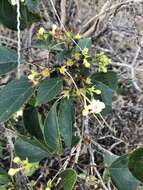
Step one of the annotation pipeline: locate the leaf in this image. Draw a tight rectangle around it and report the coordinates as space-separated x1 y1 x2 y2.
14 138 48 162
109 155 139 190
128 148 143 182
91 71 118 91
25 0 38 12
94 81 113 114
91 72 118 113
59 98 75 148
95 81 112 105
104 152 119 167
0 0 40 30
0 77 34 123
0 46 24 76
56 49 71 62
32 40 50 50
76 38 92 51
44 104 62 153
36 78 63 105
59 169 77 190
0 168 10 185
23 107 44 141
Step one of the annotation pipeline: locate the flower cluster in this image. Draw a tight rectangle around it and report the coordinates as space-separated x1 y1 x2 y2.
82 48 90 68
8 157 38 177
28 68 50 85
82 99 105 116
96 52 111 73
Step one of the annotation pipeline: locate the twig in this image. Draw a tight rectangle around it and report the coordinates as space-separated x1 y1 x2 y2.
16 0 21 79
60 0 67 29
82 0 143 30
111 62 142 92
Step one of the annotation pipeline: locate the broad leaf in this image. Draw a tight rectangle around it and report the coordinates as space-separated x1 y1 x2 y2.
128 148 143 182
23 107 43 141
0 77 34 123
109 155 139 190
95 81 112 105
94 81 113 114
91 71 118 113
15 138 48 162
59 169 77 190
56 49 71 62
0 0 40 30
44 104 62 153
0 168 10 185
104 152 119 167
0 46 24 76
76 38 92 51
25 0 38 12
59 98 75 148
36 78 63 105
92 71 118 91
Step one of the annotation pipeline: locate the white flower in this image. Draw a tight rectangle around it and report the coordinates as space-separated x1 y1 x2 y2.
82 106 89 116
82 99 105 116
87 99 105 114
11 0 16 5
11 0 25 6
38 27 45 36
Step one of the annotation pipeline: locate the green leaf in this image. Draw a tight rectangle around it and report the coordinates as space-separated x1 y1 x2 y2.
56 49 71 62
23 107 44 141
44 104 62 153
128 148 143 182
0 168 10 185
59 169 77 190
0 46 24 76
36 78 63 105
25 0 38 12
104 152 119 167
0 77 34 123
91 71 118 91
95 81 112 105
109 155 139 190
14 138 48 162
94 81 113 114
59 98 75 148
0 0 40 30
91 72 118 113
76 38 92 51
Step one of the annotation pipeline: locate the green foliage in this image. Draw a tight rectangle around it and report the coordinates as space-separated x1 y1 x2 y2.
0 168 10 185
0 46 24 75
0 0 40 30
105 153 139 190
36 78 63 105
59 169 77 190
94 81 113 113
0 5 140 189
23 107 44 140
128 148 143 182
25 0 38 12
92 71 118 91
0 77 34 123
92 71 118 114
44 104 62 154
76 38 92 51
59 98 75 148
14 138 48 162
